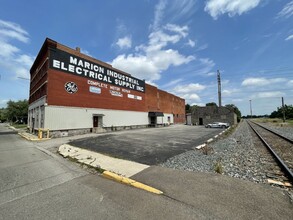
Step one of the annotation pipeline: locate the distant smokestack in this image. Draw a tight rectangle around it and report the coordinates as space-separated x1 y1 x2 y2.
76 47 80 52
217 70 222 107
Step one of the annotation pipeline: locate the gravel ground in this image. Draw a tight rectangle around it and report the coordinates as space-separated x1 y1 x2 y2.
258 122 293 141
161 121 273 184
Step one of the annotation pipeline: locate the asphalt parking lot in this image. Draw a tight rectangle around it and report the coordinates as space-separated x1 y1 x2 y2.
69 125 222 165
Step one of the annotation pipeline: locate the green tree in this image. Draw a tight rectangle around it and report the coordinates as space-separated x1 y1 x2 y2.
5 99 28 123
206 102 217 107
270 104 293 119
185 104 191 113
225 104 242 122
0 108 7 122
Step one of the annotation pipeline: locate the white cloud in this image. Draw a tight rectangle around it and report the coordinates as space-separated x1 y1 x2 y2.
164 24 188 37
112 54 160 80
192 58 215 75
182 93 201 101
232 98 243 102
285 34 293 41
0 99 8 104
195 43 208 51
116 36 132 49
277 1 293 19
14 54 34 68
111 23 195 82
161 78 183 88
253 91 285 98
0 19 33 80
241 77 286 87
169 83 206 104
204 0 262 19
153 0 167 30
152 0 197 29
0 99 9 108
223 89 238 96
187 39 196 47
287 80 293 86
111 1 209 83
0 42 20 58
80 48 91 56
145 80 158 87
174 83 205 93
0 19 29 43
206 72 216 76
165 0 197 22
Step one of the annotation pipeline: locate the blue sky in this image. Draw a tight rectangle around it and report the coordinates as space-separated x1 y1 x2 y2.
0 0 293 116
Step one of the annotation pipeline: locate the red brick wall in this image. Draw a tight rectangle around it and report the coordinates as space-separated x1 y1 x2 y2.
47 69 146 111
145 84 158 112
145 84 185 123
30 38 185 123
29 51 49 104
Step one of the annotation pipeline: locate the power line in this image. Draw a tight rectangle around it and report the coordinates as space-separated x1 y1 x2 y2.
220 66 293 77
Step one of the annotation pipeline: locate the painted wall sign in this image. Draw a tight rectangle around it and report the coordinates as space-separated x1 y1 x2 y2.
128 94 142 100
87 80 108 88
49 48 145 93
89 86 101 94
65 82 78 94
110 90 123 97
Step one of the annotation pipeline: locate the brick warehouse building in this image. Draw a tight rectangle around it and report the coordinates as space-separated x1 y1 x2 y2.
28 38 185 137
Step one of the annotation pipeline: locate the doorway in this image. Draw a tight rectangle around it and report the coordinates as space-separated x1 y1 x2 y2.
93 116 99 128
199 118 203 125
150 116 156 126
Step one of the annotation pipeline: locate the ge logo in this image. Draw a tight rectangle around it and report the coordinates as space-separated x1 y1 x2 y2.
64 82 78 94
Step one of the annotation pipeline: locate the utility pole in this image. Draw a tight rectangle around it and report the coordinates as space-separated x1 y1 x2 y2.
217 70 222 107
249 100 252 118
282 97 286 122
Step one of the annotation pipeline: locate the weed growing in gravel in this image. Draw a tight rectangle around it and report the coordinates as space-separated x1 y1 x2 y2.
223 124 238 138
201 145 214 155
214 159 223 174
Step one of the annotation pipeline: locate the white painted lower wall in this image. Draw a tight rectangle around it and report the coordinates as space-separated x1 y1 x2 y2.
28 100 176 131
44 105 150 130
28 96 47 130
156 113 174 124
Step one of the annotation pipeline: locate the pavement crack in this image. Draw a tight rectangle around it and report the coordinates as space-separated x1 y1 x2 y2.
162 194 198 210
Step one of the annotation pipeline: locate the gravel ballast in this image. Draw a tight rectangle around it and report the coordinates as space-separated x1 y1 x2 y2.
258 122 293 141
161 121 278 184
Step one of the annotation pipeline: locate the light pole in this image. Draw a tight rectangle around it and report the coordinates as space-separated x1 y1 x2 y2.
282 97 286 123
249 100 252 118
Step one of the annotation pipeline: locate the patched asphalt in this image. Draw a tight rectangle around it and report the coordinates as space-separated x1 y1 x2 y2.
69 125 222 165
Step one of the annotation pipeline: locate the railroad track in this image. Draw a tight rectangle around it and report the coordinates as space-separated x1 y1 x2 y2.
247 120 293 187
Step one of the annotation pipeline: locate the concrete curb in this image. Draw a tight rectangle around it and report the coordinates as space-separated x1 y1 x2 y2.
18 132 50 141
58 144 163 195
195 127 231 150
102 171 163 195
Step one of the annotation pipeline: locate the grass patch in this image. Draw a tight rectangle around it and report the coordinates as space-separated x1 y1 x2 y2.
254 118 293 127
66 155 105 173
201 145 214 155
214 159 223 174
222 124 238 138
12 123 27 128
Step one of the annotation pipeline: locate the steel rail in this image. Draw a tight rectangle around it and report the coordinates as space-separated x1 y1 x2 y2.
247 120 293 182
249 120 293 144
